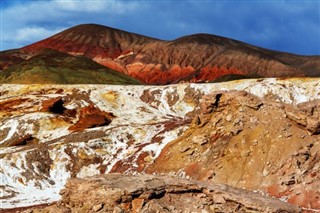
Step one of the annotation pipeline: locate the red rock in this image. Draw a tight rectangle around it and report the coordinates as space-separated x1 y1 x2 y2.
288 190 320 210
131 198 145 213
68 104 114 132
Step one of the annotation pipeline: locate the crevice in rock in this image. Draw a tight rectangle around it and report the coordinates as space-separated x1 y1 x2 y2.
11 135 38 146
49 99 66 114
212 93 222 108
148 190 166 199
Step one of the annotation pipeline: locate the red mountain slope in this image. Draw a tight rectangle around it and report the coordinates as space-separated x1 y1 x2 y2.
2 24 320 84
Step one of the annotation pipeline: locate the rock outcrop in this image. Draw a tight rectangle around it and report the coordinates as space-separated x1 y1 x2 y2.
28 174 301 213
0 78 319 211
148 90 320 210
1 24 320 84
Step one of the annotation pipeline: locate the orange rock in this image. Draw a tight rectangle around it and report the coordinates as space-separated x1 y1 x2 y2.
41 97 66 114
68 104 114 132
131 198 145 213
288 190 320 210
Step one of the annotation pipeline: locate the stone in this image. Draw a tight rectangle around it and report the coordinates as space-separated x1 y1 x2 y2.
180 146 190 153
132 198 145 213
307 117 320 134
212 194 226 204
226 114 233 122
92 203 104 212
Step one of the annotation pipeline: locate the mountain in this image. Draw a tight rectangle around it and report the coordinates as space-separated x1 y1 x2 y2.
1 24 319 84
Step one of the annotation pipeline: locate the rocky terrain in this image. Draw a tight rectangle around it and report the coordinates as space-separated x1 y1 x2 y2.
1 24 320 84
0 78 319 212
148 90 320 210
28 174 300 213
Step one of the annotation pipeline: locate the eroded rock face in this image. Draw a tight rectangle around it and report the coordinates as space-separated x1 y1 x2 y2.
29 174 301 213
0 84 198 209
0 78 319 210
0 91 114 147
148 90 320 210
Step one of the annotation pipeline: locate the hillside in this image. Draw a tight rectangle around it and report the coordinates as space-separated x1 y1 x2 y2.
0 49 140 84
148 90 320 209
1 24 319 84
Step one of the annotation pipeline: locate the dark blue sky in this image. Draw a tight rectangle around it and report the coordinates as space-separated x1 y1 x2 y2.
1 0 320 55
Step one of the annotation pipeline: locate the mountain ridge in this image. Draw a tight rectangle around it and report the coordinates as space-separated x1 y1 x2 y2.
1 23 319 84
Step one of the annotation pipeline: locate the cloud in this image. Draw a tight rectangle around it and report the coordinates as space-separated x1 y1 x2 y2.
14 26 66 42
53 0 108 12
1 0 319 54
1 26 65 50
0 0 140 50
52 0 138 13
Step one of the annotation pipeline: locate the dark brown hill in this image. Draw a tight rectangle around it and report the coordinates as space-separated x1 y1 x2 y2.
0 48 141 84
1 24 319 84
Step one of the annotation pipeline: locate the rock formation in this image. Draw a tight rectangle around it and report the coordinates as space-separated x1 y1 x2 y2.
28 174 301 213
148 90 320 210
0 78 319 212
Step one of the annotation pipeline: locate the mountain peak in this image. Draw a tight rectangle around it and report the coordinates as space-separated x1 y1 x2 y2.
21 23 158 57
54 23 157 40
171 33 244 46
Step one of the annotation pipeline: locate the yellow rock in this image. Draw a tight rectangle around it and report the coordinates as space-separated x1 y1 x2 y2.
102 91 118 105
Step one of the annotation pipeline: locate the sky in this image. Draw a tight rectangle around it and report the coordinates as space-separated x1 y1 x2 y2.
1 0 319 55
